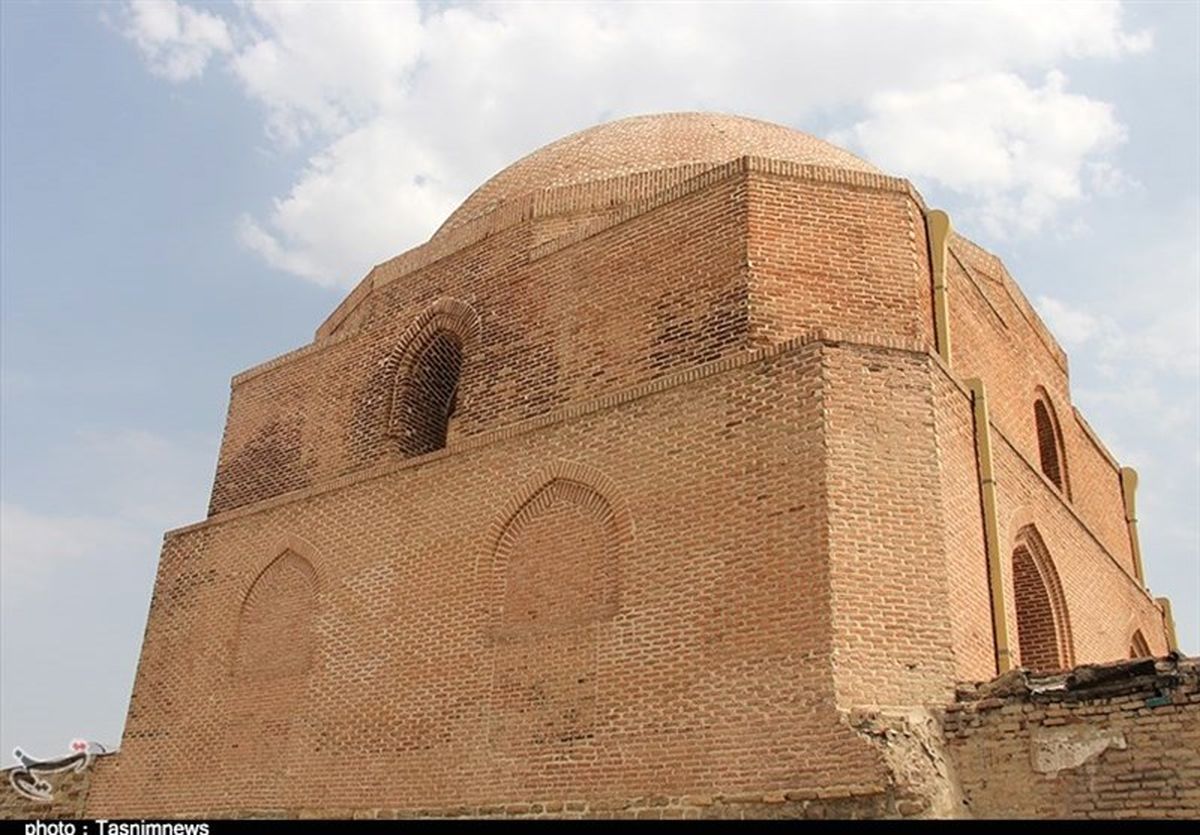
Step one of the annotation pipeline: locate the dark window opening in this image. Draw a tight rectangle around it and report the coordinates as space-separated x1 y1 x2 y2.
1034 399 1065 493
393 330 464 457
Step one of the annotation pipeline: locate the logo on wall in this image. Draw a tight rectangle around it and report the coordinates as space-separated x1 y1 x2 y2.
8 740 103 803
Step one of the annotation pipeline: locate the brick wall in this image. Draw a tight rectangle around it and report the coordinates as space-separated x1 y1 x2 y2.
946 236 1135 577
746 172 933 350
932 370 995 681
942 656 1200 818
211 161 937 519
209 170 756 516
926 357 1164 683
88 341 899 818
988 411 1167 666
824 342 958 708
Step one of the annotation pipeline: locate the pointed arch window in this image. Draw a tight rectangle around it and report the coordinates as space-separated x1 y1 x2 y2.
1034 389 1069 499
1129 629 1152 659
384 299 481 459
1011 525 1074 672
391 329 464 457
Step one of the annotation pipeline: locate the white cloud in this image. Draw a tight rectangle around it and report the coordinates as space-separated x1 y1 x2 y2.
117 0 1153 287
122 0 232 82
833 71 1128 238
1036 295 1109 348
230 1 425 145
237 120 461 286
0 502 138 591
1037 200 1200 381
1037 291 1200 380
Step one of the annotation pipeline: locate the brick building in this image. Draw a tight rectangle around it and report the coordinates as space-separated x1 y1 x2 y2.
82 113 1181 818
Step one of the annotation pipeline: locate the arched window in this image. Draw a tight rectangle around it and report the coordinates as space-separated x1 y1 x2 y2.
1129 629 1152 659
391 329 464 457
1012 526 1073 672
1033 390 1069 498
379 298 481 460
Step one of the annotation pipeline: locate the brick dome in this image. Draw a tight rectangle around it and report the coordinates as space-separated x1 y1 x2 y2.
435 112 880 237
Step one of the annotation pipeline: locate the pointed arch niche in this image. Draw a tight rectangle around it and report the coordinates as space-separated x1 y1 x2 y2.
234 548 318 681
1011 525 1074 672
225 537 321 790
1129 629 1152 659
483 463 631 755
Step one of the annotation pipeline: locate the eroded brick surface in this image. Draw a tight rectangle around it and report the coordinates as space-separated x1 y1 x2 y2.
943 658 1200 819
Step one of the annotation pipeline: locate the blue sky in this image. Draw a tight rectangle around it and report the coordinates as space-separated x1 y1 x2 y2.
1 1 1197 758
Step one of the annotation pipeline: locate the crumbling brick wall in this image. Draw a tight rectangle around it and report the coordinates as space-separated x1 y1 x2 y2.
941 657 1199 818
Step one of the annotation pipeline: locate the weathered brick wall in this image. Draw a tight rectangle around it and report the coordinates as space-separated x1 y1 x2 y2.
928 360 1165 683
946 236 1135 577
211 159 939 520
824 341 958 708
931 370 994 682
942 657 1200 818
988 415 1167 666
209 170 756 515
82 114 1174 819
745 170 933 350
89 341 898 818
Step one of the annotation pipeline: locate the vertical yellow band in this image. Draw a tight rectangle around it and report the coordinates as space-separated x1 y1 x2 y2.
967 377 1012 674
1157 597 1179 653
927 210 953 367
1119 466 1146 585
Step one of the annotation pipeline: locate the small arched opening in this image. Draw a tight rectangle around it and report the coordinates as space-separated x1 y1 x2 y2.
1129 629 1152 659
1033 391 1069 498
1012 526 1074 672
391 329 464 457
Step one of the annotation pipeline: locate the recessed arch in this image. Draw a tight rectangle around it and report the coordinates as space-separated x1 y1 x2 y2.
223 536 321 797
1129 629 1152 659
1011 524 1074 672
232 538 320 681
484 460 635 567
482 462 631 754
390 328 464 456
384 298 482 458
1033 387 1070 499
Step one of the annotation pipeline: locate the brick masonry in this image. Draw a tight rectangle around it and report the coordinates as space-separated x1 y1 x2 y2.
942 656 1200 819
15 112 1176 819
